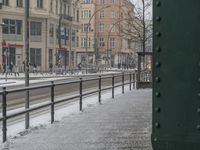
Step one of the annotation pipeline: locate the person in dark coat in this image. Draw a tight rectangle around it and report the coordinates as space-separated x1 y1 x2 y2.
9 63 13 75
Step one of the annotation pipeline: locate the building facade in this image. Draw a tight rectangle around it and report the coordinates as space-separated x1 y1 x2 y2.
77 0 135 68
0 0 80 72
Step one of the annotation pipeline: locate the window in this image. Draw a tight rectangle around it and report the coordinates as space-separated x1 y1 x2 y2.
81 37 90 47
99 0 104 5
99 23 104 32
49 24 54 38
16 0 23 7
110 38 115 48
110 11 115 18
99 38 104 47
10 20 16 34
30 21 42 36
2 19 22 35
81 37 86 47
99 10 104 19
3 0 9 6
30 48 41 66
72 30 76 47
37 0 43 8
83 0 93 4
82 24 91 32
82 10 91 19
110 0 115 4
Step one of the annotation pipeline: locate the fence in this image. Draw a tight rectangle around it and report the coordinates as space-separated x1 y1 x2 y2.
0 72 136 143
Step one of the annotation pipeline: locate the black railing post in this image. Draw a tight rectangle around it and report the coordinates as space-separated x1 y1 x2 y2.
129 73 132 91
122 73 124 94
98 76 101 103
80 78 83 111
51 81 55 124
2 87 7 143
135 72 138 89
112 75 114 98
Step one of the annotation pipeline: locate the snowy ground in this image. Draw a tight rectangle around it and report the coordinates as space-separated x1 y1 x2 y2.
0 85 133 148
0 70 136 148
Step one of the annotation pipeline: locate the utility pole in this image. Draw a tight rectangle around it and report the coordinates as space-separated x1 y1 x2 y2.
24 0 30 129
58 0 62 68
69 26 72 70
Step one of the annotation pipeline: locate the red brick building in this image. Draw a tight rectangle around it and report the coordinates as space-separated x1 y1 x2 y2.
77 0 135 68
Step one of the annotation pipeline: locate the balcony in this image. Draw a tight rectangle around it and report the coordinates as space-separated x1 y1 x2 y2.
62 14 73 22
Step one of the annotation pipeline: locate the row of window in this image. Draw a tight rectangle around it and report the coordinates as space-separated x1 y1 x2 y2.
81 9 115 19
2 0 43 8
2 19 76 45
99 0 115 5
83 0 116 4
2 0 75 20
80 23 115 32
80 37 115 48
2 19 42 36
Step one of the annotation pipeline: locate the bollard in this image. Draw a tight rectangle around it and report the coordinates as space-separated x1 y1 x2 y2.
98 76 101 103
112 75 115 98
80 78 83 111
122 73 124 94
2 87 7 143
51 81 55 124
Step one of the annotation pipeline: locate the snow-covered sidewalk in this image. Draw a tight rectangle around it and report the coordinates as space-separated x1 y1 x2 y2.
1 89 152 150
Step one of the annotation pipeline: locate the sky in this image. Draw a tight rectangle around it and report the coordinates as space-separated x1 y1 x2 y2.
130 0 152 20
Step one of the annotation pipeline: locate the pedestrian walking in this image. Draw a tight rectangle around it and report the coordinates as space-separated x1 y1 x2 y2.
9 63 13 75
14 64 20 76
78 63 82 70
49 63 53 74
33 64 37 74
2 64 6 75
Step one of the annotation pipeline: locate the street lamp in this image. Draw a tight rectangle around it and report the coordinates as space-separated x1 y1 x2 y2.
85 5 111 73
106 18 131 68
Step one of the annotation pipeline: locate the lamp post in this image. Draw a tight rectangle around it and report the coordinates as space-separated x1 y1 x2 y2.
24 0 30 129
106 17 132 68
85 5 111 73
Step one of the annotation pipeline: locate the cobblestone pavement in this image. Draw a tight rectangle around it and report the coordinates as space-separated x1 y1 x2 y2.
9 89 152 150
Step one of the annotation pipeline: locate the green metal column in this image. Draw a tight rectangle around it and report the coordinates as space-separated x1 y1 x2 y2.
152 0 200 149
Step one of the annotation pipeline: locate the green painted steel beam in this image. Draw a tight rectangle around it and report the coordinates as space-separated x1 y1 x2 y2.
152 0 200 149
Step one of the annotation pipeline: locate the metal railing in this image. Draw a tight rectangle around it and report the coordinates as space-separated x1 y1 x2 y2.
0 72 137 143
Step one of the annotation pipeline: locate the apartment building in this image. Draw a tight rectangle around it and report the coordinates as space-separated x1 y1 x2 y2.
0 0 80 71
77 0 135 67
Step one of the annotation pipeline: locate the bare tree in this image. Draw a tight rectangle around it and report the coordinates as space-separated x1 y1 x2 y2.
120 0 152 55
116 0 152 81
